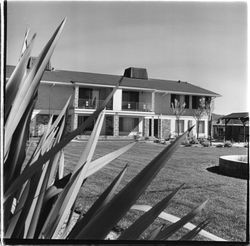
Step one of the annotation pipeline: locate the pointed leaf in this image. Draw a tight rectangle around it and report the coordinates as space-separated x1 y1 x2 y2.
131 204 226 241
5 18 66 155
4 77 123 200
84 142 135 179
118 184 184 240
39 111 105 239
5 33 36 119
179 218 210 241
68 164 128 239
4 96 36 187
148 224 166 240
155 200 208 240
75 127 194 239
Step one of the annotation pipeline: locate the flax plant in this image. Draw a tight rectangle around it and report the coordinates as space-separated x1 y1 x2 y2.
4 18 221 242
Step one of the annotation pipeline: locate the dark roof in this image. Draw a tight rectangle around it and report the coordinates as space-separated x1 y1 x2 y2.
6 65 220 96
221 112 249 121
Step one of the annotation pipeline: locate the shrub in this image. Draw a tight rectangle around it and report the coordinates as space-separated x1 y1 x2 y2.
4 20 210 241
224 141 232 148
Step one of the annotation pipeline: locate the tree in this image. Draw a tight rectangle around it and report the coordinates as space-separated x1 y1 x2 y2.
192 97 206 139
204 97 214 146
171 99 186 136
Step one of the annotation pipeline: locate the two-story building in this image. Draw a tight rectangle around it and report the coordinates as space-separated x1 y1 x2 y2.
6 63 220 139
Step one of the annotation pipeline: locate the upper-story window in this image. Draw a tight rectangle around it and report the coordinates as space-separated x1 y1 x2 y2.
192 96 200 109
170 94 180 105
184 95 190 108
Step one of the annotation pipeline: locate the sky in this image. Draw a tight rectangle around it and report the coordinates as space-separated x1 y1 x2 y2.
6 1 248 115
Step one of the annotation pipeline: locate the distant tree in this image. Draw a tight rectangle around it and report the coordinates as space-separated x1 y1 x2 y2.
171 99 186 136
204 97 214 146
192 97 206 139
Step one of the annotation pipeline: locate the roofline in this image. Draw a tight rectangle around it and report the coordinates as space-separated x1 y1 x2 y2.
5 71 221 97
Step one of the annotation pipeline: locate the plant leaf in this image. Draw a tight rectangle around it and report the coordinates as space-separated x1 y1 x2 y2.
5 33 36 120
39 111 105 239
155 200 208 240
68 164 128 239
118 184 184 240
179 218 210 241
75 127 194 239
131 204 226 241
148 224 166 240
5 18 66 156
4 77 123 200
84 142 135 179
4 96 36 187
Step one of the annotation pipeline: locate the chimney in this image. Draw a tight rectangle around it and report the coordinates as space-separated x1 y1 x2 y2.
123 67 148 80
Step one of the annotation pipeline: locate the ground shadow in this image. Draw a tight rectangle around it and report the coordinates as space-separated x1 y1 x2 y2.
206 166 249 180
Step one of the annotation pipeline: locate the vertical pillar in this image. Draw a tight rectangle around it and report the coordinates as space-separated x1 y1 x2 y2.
72 113 78 130
158 116 162 139
113 113 119 137
74 85 79 108
143 118 149 137
151 91 155 112
151 116 154 137
189 95 192 109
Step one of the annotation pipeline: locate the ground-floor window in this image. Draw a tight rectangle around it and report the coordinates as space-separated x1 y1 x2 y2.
175 119 184 134
77 115 113 136
198 120 205 133
119 117 139 136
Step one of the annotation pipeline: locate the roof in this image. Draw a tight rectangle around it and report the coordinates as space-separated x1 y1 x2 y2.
6 65 220 96
221 112 249 122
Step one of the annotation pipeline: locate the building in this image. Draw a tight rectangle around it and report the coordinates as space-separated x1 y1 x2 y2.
213 112 249 142
6 63 220 139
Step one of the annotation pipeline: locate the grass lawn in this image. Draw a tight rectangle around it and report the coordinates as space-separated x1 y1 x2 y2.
63 140 248 241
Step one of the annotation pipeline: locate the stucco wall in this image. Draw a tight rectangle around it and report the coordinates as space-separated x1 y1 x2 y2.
36 84 73 110
155 93 171 114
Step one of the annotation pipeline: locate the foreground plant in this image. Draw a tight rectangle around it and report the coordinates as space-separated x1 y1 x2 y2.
4 18 223 241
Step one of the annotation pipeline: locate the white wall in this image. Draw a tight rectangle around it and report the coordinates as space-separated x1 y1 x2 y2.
155 93 171 114
36 84 73 110
113 89 122 111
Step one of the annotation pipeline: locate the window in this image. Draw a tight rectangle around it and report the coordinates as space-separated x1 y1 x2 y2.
184 95 190 108
188 120 193 129
198 121 205 134
79 88 93 99
78 116 95 133
175 120 184 134
171 94 180 106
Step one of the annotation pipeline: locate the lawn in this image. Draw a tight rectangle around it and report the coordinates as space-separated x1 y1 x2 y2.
63 140 248 241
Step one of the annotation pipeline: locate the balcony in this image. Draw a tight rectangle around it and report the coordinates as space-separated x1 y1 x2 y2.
77 98 112 110
122 101 152 112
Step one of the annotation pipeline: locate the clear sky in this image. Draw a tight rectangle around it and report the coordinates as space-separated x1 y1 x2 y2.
6 1 248 115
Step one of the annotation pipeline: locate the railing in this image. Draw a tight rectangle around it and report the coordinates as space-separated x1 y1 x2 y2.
77 98 112 110
122 101 152 112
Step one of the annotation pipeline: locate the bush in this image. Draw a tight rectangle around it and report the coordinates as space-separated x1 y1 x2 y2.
201 141 210 147
224 141 232 148
189 137 199 145
216 143 224 148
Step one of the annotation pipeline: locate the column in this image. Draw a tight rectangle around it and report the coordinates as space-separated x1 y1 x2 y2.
72 113 78 130
151 116 154 137
74 85 79 108
151 91 155 112
113 113 119 137
143 118 149 137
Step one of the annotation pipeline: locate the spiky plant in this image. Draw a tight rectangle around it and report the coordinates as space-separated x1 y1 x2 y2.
4 18 225 242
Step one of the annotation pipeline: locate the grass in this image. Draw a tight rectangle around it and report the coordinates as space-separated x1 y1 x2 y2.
29 139 248 241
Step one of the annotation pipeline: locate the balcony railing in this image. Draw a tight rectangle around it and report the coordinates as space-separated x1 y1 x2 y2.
77 98 112 110
122 101 152 112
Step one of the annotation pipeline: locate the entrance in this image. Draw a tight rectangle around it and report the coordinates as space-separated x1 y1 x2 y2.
149 119 159 137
